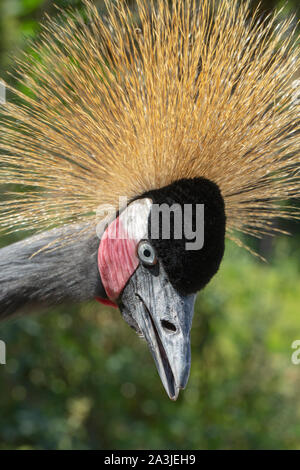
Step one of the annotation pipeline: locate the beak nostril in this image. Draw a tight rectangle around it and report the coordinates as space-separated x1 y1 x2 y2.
161 319 177 333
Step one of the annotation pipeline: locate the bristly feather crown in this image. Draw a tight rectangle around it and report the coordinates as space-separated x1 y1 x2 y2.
0 0 299 247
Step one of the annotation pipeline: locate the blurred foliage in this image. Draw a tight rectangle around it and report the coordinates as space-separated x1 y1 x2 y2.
0 0 300 450
0 241 300 449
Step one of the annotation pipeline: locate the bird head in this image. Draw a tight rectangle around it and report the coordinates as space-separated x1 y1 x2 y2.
0 0 299 402
97 177 226 399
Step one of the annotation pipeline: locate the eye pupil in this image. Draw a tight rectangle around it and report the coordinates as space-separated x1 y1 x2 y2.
137 241 157 266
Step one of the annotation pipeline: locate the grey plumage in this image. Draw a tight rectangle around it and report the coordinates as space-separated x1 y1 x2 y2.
0 225 103 320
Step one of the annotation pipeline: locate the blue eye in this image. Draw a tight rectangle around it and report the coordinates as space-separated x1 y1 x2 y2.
137 241 157 266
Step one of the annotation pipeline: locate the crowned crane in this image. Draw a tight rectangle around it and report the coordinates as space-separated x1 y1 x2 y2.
0 0 299 400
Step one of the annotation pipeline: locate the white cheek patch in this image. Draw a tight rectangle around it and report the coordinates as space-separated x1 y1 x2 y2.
119 198 152 241
98 198 153 301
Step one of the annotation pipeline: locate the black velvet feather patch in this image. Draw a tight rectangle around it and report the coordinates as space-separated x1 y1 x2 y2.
141 178 226 295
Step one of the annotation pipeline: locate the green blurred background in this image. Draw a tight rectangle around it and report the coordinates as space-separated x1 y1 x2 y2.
0 0 300 450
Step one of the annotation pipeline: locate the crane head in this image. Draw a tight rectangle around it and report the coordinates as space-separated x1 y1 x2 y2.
98 178 226 400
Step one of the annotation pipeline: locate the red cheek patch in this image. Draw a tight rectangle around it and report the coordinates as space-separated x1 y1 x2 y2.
98 216 140 301
95 297 118 309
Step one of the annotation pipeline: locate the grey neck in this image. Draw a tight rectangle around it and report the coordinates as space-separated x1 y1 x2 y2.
0 224 106 320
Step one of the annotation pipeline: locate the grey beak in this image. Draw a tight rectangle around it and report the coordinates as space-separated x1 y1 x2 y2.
119 263 196 400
